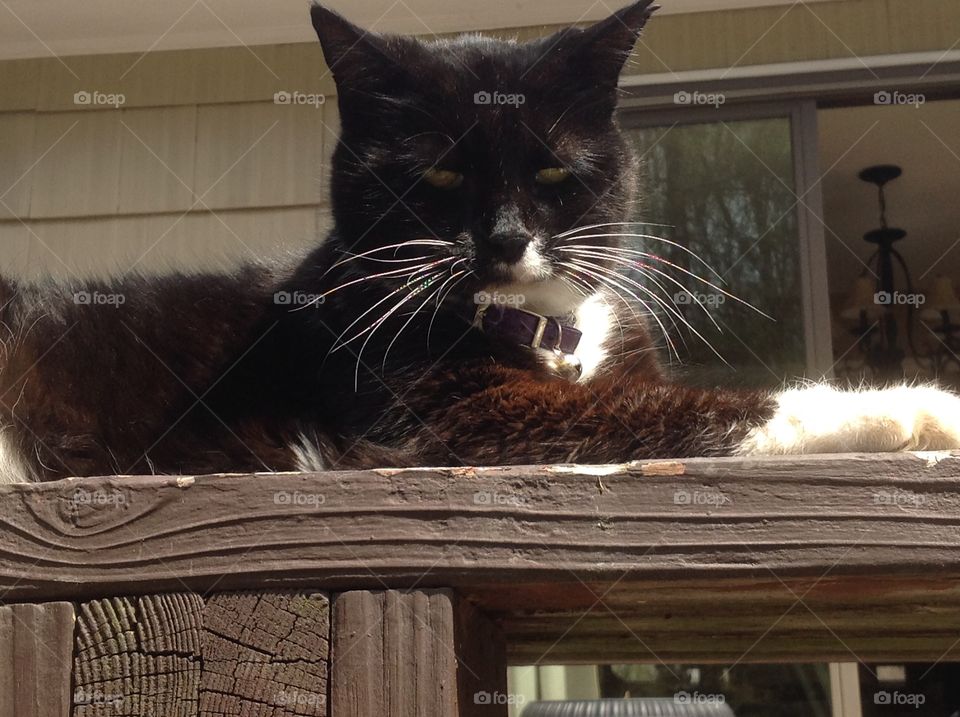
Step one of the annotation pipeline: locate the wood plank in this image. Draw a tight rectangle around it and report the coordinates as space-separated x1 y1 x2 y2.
194 101 326 211
28 111 122 219
73 593 202 716
32 45 335 112
0 602 74 717
330 590 507 716
0 112 37 220
1 453 960 662
118 106 198 215
18 207 319 281
0 220 35 277
199 590 329 717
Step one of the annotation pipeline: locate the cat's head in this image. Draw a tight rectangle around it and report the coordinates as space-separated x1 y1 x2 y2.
310 2 655 314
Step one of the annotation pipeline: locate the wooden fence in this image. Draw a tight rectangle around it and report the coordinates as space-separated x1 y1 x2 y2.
1 452 959 715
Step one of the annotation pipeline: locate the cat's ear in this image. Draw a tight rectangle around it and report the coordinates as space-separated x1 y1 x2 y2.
309 4 395 88
554 0 658 89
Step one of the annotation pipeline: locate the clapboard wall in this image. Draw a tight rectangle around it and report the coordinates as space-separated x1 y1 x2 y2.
0 0 957 279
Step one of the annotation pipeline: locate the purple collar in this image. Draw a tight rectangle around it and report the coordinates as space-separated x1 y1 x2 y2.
472 303 582 354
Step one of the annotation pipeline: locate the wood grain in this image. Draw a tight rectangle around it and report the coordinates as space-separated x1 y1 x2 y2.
73 594 202 716
330 590 506 716
1 452 960 662
199 591 329 717
0 602 74 717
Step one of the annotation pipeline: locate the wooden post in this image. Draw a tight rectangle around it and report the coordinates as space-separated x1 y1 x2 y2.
330 590 508 717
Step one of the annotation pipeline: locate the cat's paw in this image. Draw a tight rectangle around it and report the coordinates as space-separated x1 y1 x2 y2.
735 384 960 455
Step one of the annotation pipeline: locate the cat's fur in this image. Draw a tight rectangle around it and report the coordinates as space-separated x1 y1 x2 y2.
0 1 958 483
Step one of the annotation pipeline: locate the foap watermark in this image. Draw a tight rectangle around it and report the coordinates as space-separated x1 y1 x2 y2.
74 290 125 308
473 90 526 108
474 691 526 707
874 90 926 109
874 489 926 508
72 487 126 507
675 691 726 706
874 690 926 709
275 689 324 708
674 489 732 507
673 90 725 108
274 490 326 507
874 290 925 307
474 490 526 507
73 90 125 108
274 290 323 308
474 290 526 308
273 90 326 108
74 688 124 707
674 290 725 308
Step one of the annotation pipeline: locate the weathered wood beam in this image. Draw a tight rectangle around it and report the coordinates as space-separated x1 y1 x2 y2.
1 452 959 663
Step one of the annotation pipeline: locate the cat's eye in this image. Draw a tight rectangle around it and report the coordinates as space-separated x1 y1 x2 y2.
535 167 571 185
423 168 464 189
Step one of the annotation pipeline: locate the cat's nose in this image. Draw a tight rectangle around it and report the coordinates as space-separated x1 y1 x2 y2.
486 231 532 263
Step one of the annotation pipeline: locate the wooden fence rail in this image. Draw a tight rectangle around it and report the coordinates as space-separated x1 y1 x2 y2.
1 452 959 715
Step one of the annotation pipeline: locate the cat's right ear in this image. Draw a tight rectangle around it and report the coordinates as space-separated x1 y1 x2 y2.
309 4 389 88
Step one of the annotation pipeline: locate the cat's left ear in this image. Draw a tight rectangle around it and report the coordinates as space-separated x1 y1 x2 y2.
557 0 658 88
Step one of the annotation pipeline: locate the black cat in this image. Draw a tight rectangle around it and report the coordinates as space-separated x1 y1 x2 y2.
0 1 957 482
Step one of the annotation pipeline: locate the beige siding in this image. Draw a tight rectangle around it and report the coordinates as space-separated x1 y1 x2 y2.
15 207 324 281
194 101 327 210
29 110 122 219
118 106 198 215
0 112 36 220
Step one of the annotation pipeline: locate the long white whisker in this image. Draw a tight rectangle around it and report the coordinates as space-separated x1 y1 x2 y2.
554 221 674 239
556 233 724 282
558 244 769 318
564 259 679 361
352 275 446 388
555 269 632 353
567 258 725 364
382 272 462 371
297 257 454 311
565 257 695 356
330 239 453 269
426 269 469 347
334 272 445 353
558 247 722 332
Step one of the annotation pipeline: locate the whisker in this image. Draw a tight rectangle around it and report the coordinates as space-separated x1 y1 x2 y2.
565 258 690 354
558 247 722 333
382 271 464 371
351 273 448 388
567 257 725 364
558 244 769 318
563 258 680 361
553 221 674 239
427 269 470 347
333 271 446 353
556 233 725 282
328 239 453 270
297 257 455 311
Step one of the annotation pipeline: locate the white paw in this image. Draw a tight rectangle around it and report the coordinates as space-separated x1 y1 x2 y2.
736 384 960 455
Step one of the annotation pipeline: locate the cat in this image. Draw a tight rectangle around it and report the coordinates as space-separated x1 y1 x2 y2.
0 0 958 483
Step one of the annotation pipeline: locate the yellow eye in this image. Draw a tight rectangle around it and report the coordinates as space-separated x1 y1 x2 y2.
423 168 464 189
535 167 571 185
